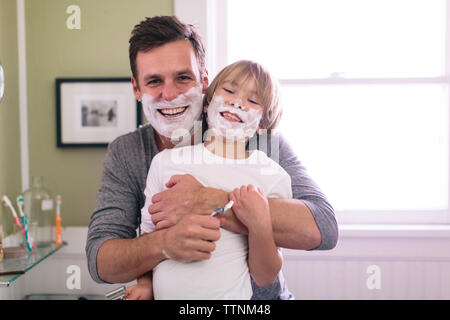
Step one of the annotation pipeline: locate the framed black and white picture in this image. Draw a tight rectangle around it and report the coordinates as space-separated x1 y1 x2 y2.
56 78 141 147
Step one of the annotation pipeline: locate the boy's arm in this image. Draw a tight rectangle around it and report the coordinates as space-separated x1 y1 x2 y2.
247 220 282 287
228 185 282 286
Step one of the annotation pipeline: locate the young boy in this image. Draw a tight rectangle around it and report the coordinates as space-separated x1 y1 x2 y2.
126 60 291 299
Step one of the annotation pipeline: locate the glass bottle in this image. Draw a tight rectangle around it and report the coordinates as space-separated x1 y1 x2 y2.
22 176 54 247
0 216 3 261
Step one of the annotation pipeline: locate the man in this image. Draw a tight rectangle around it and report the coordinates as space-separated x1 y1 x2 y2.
86 16 338 299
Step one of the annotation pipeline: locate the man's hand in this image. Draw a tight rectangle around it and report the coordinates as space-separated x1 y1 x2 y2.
149 174 227 230
125 282 153 300
125 272 153 300
162 214 222 262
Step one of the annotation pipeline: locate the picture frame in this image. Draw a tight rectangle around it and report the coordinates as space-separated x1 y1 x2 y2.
56 78 141 147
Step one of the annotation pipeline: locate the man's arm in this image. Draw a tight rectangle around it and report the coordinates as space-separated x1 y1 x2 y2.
224 132 337 250
95 214 221 284
201 192 322 250
86 134 147 284
86 132 221 284
97 233 166 284
268 198 321 249
149 134 338 251
90 206 222 284
275 133 338 250
150 178 323 250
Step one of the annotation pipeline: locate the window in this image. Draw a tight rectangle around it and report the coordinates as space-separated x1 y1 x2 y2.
175 0 450 224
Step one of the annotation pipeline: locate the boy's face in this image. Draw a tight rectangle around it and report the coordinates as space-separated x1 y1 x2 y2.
215 77 263 119
205 75 264 140
131 39 208 138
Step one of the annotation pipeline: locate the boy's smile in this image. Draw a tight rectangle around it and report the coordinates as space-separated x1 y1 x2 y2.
220 111 243 123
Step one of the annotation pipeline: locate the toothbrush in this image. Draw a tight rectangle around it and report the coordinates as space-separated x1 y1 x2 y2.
55 195 63 246
16 195 36 251
211 200 234 216
1 195 25 235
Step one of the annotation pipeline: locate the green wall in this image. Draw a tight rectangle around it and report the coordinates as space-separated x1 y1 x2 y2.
25 0 173 226
0 0 22 237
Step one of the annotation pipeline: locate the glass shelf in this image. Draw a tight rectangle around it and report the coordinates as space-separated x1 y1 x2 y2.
0 242 67 287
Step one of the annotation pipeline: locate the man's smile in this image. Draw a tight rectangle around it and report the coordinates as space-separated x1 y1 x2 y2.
158 106 188 118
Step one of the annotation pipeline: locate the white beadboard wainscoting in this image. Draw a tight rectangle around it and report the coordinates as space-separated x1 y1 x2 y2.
281 224 450 299
2 225 450 299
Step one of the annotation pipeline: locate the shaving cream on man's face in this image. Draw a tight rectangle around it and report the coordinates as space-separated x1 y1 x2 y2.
141 85 203 139
206 94 262 140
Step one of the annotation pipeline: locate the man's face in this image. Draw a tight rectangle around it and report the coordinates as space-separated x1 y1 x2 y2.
131 39 207 140
132 38 207 107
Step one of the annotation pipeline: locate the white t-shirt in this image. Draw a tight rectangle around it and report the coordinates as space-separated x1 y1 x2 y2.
140 143 292 300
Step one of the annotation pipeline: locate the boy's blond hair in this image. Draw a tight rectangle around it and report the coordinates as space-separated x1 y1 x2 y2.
203 60 282 132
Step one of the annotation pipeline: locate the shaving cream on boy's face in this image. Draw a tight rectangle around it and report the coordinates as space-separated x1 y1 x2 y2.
142 85 203 139
206 94 263 140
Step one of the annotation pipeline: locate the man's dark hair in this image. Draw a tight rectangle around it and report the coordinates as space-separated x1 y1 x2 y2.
129 16 206 84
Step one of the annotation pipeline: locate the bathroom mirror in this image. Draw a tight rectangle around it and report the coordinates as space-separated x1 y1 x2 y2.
0 61 4 103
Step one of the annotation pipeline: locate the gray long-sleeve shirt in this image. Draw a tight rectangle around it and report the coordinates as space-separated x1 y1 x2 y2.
86 124 338 299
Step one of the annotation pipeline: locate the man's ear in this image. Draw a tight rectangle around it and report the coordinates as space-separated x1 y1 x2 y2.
131 76 142 101
201 69 209 94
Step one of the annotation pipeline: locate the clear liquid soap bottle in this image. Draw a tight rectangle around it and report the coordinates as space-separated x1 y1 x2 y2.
22 176 54 247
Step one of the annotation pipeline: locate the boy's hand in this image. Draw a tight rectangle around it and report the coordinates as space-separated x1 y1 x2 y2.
124 283 153 300
229 185 271 232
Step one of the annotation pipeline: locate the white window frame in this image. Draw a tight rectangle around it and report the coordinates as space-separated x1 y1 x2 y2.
175 0 450 225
